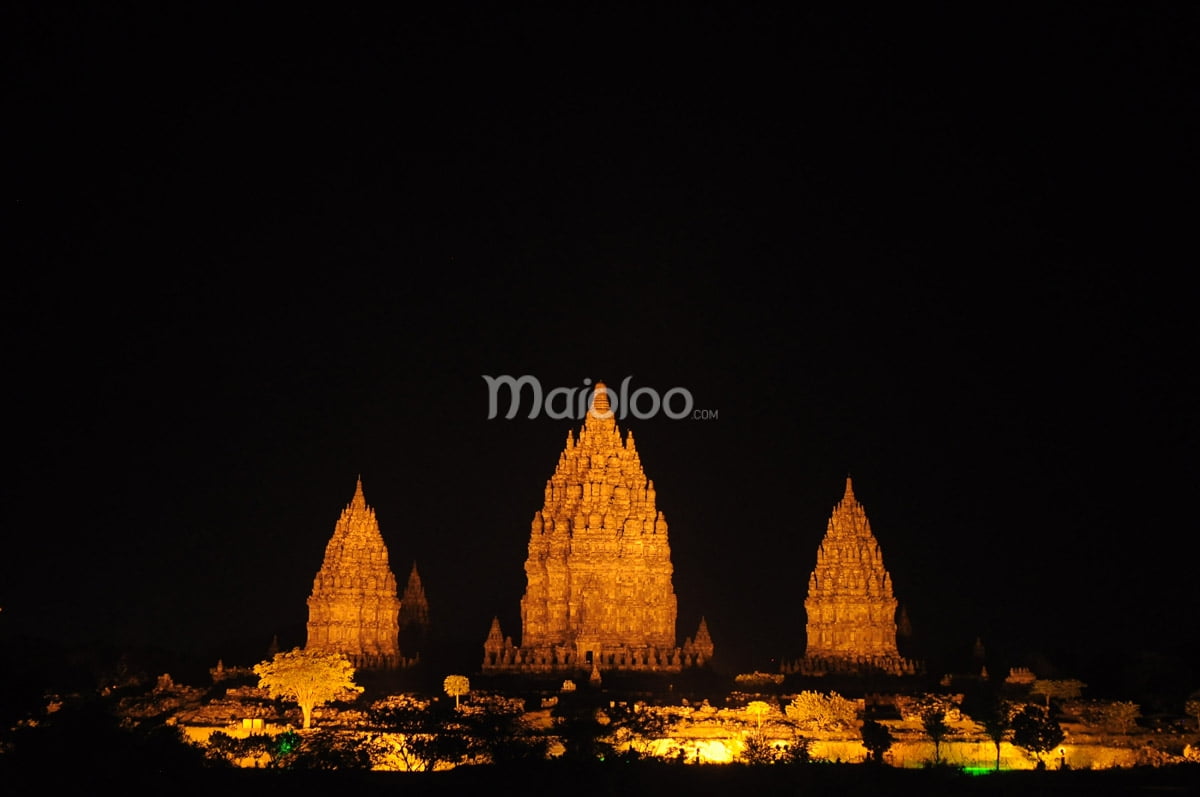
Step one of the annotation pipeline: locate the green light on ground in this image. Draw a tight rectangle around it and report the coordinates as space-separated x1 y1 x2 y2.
276 731 300 755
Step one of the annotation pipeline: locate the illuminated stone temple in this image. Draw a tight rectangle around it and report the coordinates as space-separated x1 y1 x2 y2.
483 383 712 675
783 477 921 676
306 477 415 670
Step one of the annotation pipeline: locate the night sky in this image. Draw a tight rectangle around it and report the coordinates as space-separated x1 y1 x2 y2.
6 6 1198 689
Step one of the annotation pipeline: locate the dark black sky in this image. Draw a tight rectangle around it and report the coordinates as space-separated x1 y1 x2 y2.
6 5 1198 686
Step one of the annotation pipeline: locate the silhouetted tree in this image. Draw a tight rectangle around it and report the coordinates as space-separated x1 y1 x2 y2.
1010 704 1064 768
961 683 1013 771
860 718 895 764
204 731 273 767
739 730 778 764
271 729 374 770
458 696 550 764
981 710 1010 771
605 703 673 761
921 708 951 764
778 731 813 764
553 698 616 763
400 729 470 771
5 694 206 774
368 695 468 771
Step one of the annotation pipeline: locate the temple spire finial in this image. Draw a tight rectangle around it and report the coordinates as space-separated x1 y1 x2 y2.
590 380 611 416
844 474 854 500
351 475 367 510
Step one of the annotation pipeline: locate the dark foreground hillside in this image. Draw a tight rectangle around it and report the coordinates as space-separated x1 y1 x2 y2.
6 760 1200 797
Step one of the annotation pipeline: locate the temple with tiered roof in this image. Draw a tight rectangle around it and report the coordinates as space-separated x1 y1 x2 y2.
483 382 712 675
783 477 921 676
306 478 415 670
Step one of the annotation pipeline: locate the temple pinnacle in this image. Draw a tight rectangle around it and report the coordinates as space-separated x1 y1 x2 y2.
590 381 611 416
352 475 367 510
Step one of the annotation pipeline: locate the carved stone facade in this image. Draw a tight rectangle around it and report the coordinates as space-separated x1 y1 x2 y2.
483 383 712 674
306 478 411 670
782 478 920 676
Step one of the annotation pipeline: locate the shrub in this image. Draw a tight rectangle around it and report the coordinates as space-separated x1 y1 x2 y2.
785 691 858 731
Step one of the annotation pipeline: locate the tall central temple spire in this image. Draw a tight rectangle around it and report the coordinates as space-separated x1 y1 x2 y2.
483 381 712 674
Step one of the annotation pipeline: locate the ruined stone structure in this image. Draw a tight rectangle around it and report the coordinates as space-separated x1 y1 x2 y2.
306 478 412 670
783 478 921 676
398 562 431 660
483 383 712 674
